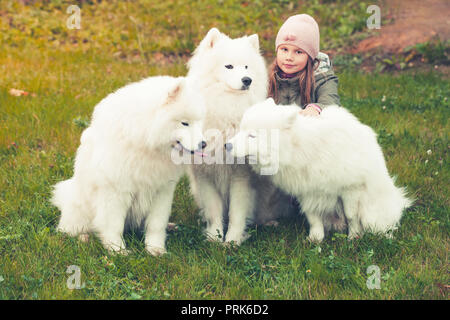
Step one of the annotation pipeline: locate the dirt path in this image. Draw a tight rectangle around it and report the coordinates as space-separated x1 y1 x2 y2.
352 0 450 54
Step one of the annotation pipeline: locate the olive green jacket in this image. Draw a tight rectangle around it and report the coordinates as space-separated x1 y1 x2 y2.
274 52 340 110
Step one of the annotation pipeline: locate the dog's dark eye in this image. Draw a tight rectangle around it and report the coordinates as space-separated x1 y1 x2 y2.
181 122 189 126
245 65 248 69
249 134 256 138
225 65 234 69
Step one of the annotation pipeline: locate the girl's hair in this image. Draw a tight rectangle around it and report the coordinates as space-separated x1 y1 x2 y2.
268 57 319 106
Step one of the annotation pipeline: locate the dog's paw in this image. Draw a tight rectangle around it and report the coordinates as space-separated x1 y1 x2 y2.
102 239 129 255
307 230 324 243
348 229 363 240
107 246 130 256
146 245 167 256
307 235 323 243
78 233 90 243
224 231 250 246
347 233 359 240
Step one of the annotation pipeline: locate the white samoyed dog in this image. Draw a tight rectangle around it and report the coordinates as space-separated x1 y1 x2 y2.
186 28 269 244
226 98 412 241
51 76 206 255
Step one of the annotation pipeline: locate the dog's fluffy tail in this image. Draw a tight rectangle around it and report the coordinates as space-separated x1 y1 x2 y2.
387 176 414 220
361 177 413 236
51 178 91 236
384 184 413 235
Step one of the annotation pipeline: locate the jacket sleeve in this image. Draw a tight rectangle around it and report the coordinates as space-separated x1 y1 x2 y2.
314 70 340 110
311 52 340 110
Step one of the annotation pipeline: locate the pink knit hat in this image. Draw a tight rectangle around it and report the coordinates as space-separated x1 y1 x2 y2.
275 14 320 60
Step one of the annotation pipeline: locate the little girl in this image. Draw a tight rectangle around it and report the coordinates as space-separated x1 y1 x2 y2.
255 14 341 226
268 13 340 114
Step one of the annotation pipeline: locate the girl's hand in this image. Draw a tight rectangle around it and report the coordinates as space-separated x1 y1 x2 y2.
299 104 321 116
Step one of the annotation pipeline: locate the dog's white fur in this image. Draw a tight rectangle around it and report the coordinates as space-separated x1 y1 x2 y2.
186 28 268 244
51 76 205 255
227 98 412 241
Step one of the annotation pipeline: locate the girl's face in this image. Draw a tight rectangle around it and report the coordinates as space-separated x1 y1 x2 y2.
276 44 309 74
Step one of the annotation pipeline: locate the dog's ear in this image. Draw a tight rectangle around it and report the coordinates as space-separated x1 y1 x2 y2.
165 78 185 105
248 34 259 51
188 28 222 71
201 28 222 50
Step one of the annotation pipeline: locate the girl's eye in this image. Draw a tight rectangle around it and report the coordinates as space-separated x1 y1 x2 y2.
181 122 189 126
296 51 302 54
225 65 234 69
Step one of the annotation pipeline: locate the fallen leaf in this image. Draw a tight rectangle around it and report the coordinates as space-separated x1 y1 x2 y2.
9 88 28 96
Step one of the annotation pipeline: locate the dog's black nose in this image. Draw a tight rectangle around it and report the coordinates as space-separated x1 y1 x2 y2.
241 77 252 87
224 143 233 152
198 141 207 150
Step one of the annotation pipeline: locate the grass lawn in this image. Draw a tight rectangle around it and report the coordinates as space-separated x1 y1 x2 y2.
0 0 448 299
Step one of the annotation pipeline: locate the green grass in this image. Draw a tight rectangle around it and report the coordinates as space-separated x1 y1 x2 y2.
0 0 448 300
